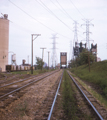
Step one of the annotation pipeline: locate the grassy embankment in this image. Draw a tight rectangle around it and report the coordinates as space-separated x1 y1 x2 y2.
70 61 107 98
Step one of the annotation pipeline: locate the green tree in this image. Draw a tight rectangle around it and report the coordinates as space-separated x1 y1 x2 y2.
36 57 44 69
78 49 95 65
69 49 95 68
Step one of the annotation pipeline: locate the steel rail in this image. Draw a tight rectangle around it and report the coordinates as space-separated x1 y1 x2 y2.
47 70 64 120
0 70 56 84
0 70 60 100
67 71 103 120
0 70 59 88
0 74 23 84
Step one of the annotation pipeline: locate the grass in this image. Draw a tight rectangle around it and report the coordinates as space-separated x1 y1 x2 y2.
62 70 78 119
15 101 28 117
10 69 55 75
74 76 107 109
69 61 107 105
62 71 77 120
61 70 92 119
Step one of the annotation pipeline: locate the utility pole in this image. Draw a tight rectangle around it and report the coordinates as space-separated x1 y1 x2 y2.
81 19 94 50
31 34 41 74
40 48 46 71
47 51 50 70
28 55 29 64
69 40 72 61
88 51 90 72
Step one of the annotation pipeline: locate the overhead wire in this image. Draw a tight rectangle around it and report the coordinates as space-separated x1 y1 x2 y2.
69 0 86 19
36 0 73 31
8 0 71 40
68 0 86 33
50 0 85 40
8 0 55 32
55 0 74 21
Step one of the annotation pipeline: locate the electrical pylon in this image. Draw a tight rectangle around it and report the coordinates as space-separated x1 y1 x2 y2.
51 34 58 68
72 21 79 59
73 21 79 47
82 19 94 50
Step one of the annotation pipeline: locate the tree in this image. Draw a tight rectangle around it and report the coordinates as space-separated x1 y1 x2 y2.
78 49 95 65
69 49 95 68
36 57 44 69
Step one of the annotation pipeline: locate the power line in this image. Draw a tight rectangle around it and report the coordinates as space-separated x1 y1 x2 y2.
8 0 71 40
49 1 85 40
69 0 86 19
8 0 55 32
36 0 72 31
55 0 74 21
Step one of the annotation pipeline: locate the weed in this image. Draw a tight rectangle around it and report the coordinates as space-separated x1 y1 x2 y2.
62 70 78 119
15 101 28 117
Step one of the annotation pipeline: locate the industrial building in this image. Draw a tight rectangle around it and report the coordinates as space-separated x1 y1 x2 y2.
0 14 9 72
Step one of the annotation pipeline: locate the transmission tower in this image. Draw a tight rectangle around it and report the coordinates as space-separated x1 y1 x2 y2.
72 21 79 59
82 19 94 50
51 34 58 68
73 21 79 47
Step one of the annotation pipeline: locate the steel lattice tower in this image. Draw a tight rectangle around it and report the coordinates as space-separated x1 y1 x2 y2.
72 21 79 59
51 34 57 68
73 21 79 47
82 19 94 50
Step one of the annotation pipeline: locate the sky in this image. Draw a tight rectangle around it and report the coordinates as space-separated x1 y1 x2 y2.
0 0 107 67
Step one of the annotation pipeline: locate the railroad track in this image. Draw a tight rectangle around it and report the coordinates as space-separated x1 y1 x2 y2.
34 70 64 120
67 70 107 120
0 70 59 103
46 70 107 120
0 69 62 120
0 74 23 84
0 71 52 86
1 69 106 119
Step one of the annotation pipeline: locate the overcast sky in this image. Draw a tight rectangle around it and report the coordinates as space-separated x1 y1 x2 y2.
0 0 107 66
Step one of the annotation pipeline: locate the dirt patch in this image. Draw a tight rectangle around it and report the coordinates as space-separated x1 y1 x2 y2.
0 70 62 120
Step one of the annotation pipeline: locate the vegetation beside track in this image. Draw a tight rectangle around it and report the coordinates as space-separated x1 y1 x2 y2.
1 69 55 75
55 70 91 119
0 69 55 81
11 69 53 75
69 61 107 98
62 70 77 119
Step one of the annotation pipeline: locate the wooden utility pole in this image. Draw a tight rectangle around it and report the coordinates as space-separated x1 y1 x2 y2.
88 51 90 72
31 34 41 74
40 48 46 71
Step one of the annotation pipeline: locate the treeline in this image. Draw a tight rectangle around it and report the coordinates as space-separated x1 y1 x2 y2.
69 49 95 68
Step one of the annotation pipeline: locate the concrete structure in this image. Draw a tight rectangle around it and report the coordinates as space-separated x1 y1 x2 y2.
0 14 9 72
